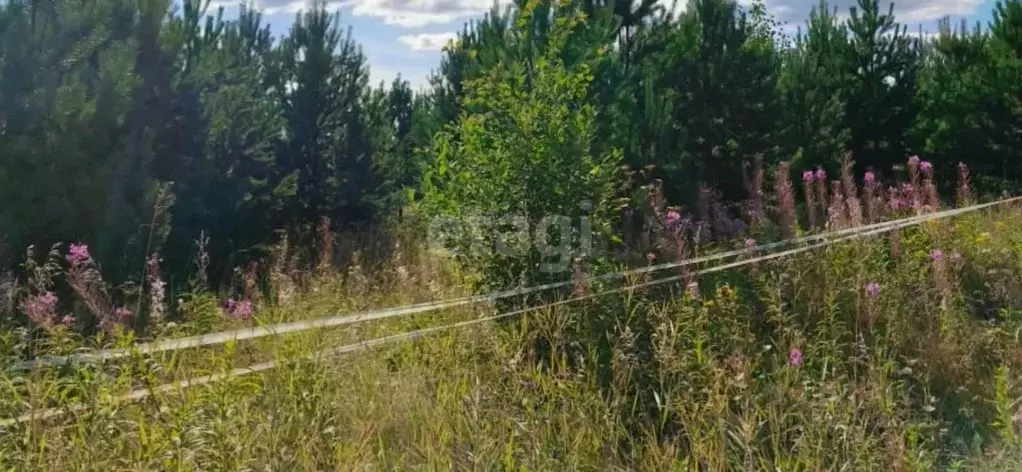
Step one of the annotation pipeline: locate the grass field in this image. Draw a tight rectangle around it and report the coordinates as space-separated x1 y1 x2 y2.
4 200 1022 470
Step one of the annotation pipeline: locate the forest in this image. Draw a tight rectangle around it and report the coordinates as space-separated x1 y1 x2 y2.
9 1 1022 468
0 0 1020 326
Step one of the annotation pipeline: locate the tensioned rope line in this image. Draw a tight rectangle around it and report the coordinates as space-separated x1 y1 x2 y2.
5 196 1009 427
13 196 1021 371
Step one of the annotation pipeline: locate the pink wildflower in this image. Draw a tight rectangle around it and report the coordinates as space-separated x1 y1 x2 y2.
21 292 58 327
815 168 826 181
864 171 875 185
865 281 880 298
920 161 933 174
930 248 943 261
67 243 90 265
789 347 803 367
225 298 254 319
665 210 681 227
646 252 656 264
802 170 815 183
233 300 253 318
61 314 75 325
908 155 920 166
745 238 757 249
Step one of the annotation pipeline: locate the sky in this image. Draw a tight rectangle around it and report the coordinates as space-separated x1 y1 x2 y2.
199 0 1004 91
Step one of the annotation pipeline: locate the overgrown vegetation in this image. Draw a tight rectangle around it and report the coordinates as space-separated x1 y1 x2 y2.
5 177 1022 469
6 0 1022 469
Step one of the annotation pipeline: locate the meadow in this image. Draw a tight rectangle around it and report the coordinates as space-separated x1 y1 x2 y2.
4 163 1022 471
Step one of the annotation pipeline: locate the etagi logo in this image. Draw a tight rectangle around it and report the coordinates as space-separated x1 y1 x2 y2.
426 201 595 274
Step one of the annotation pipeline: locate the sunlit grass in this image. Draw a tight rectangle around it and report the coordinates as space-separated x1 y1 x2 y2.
4 204 1022 469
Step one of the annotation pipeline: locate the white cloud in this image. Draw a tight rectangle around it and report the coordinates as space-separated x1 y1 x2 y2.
206 0 346 15
370 65 432 91
755 0 986 26
215 0 506 27
209 0 986 29
398 32 458 51
659 0 686 19
347 0 509 27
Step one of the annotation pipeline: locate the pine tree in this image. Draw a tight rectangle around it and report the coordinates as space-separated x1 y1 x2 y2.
778 0 850 174
672 0 780 203
843 0 919 173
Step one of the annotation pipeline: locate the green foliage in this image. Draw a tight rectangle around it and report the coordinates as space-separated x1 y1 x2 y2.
778 1 850 173
422 0 622 294
0 0 415 292
6 195 1022 469
6 0 1022 296
843 0 920 173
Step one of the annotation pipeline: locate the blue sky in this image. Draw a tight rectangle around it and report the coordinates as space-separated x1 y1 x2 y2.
199 0 1003 90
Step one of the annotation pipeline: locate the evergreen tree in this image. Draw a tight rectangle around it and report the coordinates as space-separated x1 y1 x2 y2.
778 0 850 173
672 0 780 203
843 0 919 173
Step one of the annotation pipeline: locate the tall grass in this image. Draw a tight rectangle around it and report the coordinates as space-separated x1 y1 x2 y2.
4 162 1022 469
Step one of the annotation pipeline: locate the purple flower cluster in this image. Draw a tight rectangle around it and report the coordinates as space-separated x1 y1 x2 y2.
67 243 90 265
665 210 689 233
225 298 254 319
888 183 919 212
789 347 803 367
21 292 58 327
865 281 881 298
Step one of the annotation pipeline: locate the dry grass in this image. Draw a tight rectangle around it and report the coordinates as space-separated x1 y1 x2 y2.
4 204 1022 470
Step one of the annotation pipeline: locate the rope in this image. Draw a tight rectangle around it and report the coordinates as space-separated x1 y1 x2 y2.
3 195 1013 426
12 196 1020 370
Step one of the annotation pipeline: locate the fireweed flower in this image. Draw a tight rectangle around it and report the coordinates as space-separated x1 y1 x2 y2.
21 292 58 327
114 307 132 319
789 347 804 367
908 155 920 166
920 161 934 174
802 170 815 183
745 238 757 249
61 314 75 325
646 252 656 264
930 248 943 261
865 282 881 298
225 299 254 319
815 168 826 181
68 243 90 265
665 210 682 228
864 171 875 186
233 300 253 318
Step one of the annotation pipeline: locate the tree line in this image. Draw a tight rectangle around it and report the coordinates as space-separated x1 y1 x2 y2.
1 0 1021 292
